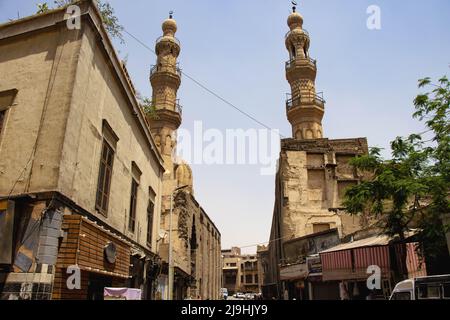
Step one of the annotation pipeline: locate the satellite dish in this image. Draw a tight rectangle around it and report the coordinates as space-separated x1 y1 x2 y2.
104 242 117 264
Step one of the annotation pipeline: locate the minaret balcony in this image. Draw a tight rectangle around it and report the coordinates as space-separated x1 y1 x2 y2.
150 64 182 88
285 57 317 82
155 35 181 56
156 35 180 47
285 57 316 70
153 98 183 115
150 64 182 78
286 93 325 112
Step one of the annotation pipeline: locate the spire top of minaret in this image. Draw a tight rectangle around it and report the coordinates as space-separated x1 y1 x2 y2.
292 1 297 13
162 12 177 36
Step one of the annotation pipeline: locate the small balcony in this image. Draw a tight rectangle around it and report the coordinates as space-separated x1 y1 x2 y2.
285 56 316 70
156 35 180 47
286 92 325 111
150 64 182 78
152 98 183 115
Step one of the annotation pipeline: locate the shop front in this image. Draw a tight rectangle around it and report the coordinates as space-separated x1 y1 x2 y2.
51 214 155 300
319 236 426 300
306 255 340 300
279 262 308 300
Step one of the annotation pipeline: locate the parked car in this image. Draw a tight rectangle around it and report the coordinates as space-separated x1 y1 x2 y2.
220 288 228 300
390 274 450 300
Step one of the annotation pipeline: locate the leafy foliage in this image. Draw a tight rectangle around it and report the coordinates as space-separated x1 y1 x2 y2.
136 92 159 120
343 76 450 266
37 3 50 13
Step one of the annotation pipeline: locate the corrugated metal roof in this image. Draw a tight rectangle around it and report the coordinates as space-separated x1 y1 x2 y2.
319 230 419 254
319 235 391 253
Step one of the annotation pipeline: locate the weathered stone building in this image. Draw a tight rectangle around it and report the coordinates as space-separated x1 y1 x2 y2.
240 254 259 294
222 247 242 295
147 15 222 300
222 247 261 295
256 245 268 294
0 0 222 301
264 6 369 299
0 0 164 300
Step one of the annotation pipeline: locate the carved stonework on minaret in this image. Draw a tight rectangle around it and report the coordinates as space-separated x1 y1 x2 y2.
174 191 189 248
148 14 183 158
285 6 326 140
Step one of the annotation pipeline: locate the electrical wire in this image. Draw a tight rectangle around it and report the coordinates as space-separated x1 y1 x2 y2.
122 29 286 138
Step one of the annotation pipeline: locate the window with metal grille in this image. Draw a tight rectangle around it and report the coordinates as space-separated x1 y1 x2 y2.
146 200 154 247
95 140 114 215
128 179 138 232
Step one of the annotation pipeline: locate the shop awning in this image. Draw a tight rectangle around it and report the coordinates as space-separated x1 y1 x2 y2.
320 235 391 253
319 235 392 282
319 232 423 282
279 263 308 281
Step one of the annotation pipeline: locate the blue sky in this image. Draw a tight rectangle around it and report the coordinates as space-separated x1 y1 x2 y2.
1 0 449 253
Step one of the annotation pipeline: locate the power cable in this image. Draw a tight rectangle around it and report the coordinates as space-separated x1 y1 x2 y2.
122 29 286 138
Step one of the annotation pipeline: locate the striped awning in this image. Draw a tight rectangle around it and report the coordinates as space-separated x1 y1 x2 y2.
320 245 391 281
320 240 426 282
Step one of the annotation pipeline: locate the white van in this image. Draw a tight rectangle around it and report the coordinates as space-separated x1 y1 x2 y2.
389 274 450 300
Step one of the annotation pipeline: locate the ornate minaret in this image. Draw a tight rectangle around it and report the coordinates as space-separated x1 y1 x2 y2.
285 4 325 140
148 13 182 160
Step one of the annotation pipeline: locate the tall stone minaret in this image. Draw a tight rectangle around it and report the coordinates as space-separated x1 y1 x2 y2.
285 5 325 140
148 13 182 163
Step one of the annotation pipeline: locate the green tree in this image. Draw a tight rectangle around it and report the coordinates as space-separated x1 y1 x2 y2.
343 76 450 274
135 91 159 120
